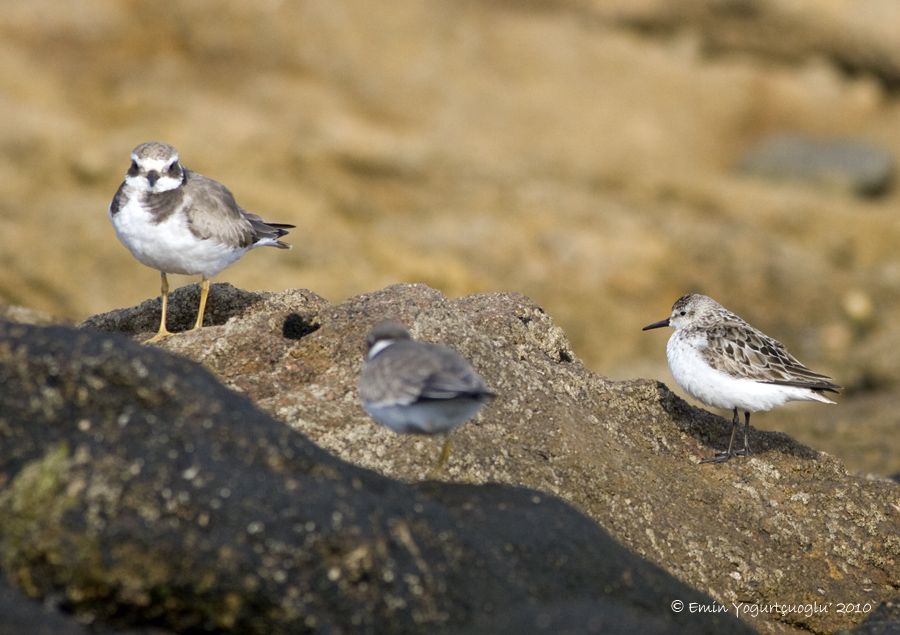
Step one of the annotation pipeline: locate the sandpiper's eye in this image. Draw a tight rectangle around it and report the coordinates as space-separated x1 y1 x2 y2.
679 311 686 316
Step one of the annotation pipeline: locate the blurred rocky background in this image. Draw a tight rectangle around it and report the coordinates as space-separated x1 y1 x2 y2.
1 0 899 478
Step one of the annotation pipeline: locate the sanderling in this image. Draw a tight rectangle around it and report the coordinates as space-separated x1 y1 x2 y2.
109 141 294 342
643 294 840 463
359 320 496 476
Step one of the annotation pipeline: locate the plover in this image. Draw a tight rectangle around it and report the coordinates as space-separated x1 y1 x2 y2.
359 320 496 476
643 294 840 463
109 141 294 342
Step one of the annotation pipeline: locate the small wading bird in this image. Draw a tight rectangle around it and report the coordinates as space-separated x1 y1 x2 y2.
359 320 496 477
643 294 840 463
109 141 294 342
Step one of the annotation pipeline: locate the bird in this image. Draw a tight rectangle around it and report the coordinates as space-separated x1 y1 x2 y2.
642 293 840 464
358 320 496 477
108 141 294 343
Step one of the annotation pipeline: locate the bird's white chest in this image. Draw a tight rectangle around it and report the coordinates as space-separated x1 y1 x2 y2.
109 191 246 277
665 332 818 413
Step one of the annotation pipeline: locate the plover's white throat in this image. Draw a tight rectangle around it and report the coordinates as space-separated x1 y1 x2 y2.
109 141 294 343
359 320 496 476
643 294 840 464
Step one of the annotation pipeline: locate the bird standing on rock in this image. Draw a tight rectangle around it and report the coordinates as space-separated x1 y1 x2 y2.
643 294 840 463
109 141 294 342
359 320 496 477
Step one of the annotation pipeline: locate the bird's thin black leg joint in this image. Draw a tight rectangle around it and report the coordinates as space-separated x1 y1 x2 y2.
701 407 739 464
734 411 752 457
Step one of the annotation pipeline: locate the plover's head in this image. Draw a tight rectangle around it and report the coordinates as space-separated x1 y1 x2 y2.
365 320 412 359
643 293 724 331
125 141 184 193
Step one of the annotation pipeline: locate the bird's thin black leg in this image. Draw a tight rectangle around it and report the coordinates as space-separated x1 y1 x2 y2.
734 411 752 457
701 407 739 464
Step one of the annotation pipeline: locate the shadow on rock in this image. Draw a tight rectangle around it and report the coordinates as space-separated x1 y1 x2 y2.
282 312 321 340
81 283 269 337
653 382 821 461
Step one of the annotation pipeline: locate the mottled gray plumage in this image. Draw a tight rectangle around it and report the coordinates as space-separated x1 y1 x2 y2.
361 322 493 406
131 140 178 161
672 294 840 392
179 169 292 249
359 320 495 436
644 293 840 463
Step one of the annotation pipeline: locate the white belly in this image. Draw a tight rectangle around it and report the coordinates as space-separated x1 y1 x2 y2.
665 333 828 413
362 399 486 435
110 197 248 278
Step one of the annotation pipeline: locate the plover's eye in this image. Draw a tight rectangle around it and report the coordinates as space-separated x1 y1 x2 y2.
168 161 179 173
128 160 138 174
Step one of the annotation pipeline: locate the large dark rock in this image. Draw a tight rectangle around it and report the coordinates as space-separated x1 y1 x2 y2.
844 599 900 635
78 283 900 634
0 577 92 635
0 319 748 634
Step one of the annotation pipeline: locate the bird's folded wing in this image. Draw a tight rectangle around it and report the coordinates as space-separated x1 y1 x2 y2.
704 322 839 391
183 171 256 248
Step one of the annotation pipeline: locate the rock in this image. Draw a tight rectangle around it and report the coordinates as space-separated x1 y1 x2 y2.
0 319 748 634
0 576 91 635
844 598 900 635
79 283 294 336
737 135 895 197
0 577 159 635
79 283 900 635
0 304 67 326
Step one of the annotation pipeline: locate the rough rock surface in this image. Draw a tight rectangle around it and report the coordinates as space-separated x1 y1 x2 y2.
79 283 900 634
0 577 92 635
844 598 900 635
0 316 749 634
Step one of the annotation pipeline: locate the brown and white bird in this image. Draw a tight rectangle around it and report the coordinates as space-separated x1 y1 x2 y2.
109 141 293 342
643 294 840 463
359 320 496 476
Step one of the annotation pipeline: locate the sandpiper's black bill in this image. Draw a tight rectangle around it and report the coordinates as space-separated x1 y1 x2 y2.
642 318 670 331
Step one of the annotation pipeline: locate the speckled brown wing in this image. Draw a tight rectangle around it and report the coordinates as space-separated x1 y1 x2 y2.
360 341 494 406
181 170 257 249
702 321 840 392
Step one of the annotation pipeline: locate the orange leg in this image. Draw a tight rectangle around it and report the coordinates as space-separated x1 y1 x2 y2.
192 277 210 331
145 272 174 343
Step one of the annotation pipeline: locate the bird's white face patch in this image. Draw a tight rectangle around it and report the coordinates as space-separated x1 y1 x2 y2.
367 339 396 359
126 154 183 193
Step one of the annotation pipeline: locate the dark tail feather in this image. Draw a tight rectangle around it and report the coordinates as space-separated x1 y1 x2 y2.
269 223 293 249
761 379 841 393
248 218 294 249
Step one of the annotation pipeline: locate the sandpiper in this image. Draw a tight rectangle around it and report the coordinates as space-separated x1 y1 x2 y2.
359 320 496 476
643 294 840 463
109 141 294 342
